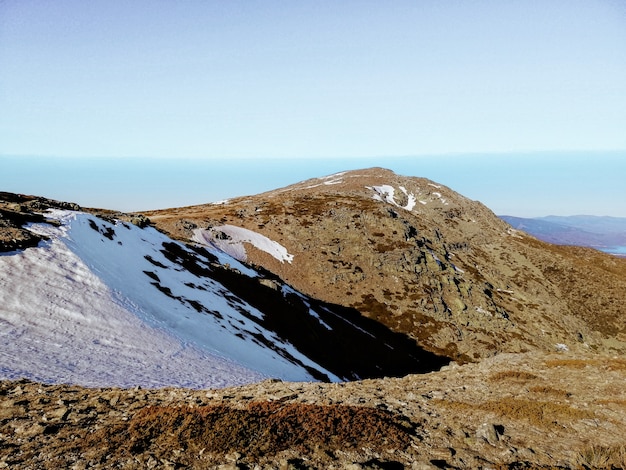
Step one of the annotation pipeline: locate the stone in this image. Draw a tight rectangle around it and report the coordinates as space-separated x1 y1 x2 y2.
476 423 501 446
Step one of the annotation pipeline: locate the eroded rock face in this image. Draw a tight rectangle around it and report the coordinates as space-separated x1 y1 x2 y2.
2 351 625 469
145 168 626 362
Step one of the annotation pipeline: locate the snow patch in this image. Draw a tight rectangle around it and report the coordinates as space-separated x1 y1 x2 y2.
367 184 417 212
303 171 346 189
0 220 265 388
193 225 294 264
398 186 417 211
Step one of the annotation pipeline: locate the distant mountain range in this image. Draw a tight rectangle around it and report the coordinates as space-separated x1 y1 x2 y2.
499 215 626 255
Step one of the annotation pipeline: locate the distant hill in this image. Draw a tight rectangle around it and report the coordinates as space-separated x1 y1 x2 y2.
147 167 626 363
500 215 626 254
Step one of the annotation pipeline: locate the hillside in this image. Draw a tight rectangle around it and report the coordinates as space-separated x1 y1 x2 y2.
146 168 626 363
0 192 446 388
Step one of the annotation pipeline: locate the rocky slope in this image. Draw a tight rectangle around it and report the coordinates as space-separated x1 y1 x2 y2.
145 168 626 363
2 350 625 469
0 192 448 387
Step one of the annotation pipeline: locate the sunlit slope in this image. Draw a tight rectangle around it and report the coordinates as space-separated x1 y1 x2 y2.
147 168 626 362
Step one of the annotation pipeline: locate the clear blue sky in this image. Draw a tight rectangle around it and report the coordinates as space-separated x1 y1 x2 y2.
1 1 625 216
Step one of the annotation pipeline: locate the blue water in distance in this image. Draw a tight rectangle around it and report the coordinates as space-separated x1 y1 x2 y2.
600 246 626 255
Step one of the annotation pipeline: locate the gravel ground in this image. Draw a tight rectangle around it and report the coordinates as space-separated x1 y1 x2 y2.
2 351 625 469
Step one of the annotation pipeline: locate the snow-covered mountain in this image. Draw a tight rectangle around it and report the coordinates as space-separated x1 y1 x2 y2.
0 195 444 388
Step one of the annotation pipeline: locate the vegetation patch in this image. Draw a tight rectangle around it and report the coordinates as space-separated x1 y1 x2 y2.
545 358 626 371
577 444 626 469
596 399 626 408
489 371 538 382
528 386 571 399
544 359 593 369
436 399 594 427
88 402 417 460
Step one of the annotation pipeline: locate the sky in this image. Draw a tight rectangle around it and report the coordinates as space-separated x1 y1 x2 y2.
1 1 625 216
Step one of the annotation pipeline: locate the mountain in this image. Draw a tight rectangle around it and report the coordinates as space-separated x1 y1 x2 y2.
146 168 626 363
0 192 447 388
501 214 626 254
539 215 626 234
3 172 626 469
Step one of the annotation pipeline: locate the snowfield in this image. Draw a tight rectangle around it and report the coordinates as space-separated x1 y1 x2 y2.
368 184 417 211
0 210 337 388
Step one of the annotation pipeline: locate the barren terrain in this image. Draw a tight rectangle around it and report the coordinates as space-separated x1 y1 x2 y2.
2 351 626 469
146 168 626 362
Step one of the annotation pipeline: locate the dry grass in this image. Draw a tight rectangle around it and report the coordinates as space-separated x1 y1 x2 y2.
545 359 593 369
606 358 626 371
85 402 416 461
489 370 538 382
577 444 626 469
596 399 626 408
545 358 626 371
436 399 594 427
528 385 571 399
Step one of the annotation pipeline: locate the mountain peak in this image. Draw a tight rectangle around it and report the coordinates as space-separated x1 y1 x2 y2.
264 167 433 195
146 170 626 363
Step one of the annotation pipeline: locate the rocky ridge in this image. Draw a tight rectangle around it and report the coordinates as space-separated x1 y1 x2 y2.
145 168 626 362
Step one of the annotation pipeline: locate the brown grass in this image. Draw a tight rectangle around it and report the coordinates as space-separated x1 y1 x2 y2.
528 386 571 399
596 399 626 408
436 399 594 427
489 370 538 382
577 444 626 469
545 358 626 371
85 401 416 461
545 359 593 369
